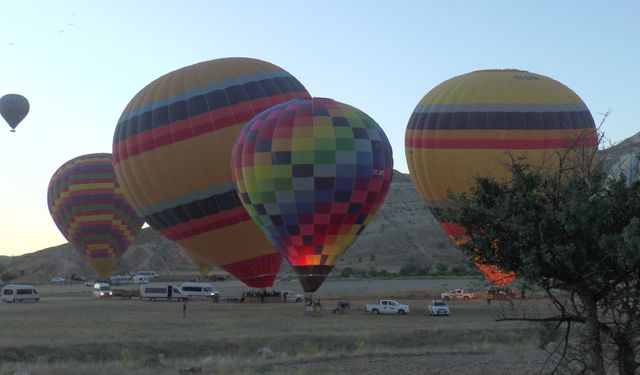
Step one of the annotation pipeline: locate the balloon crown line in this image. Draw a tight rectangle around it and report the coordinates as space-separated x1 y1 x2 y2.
472 69 529 73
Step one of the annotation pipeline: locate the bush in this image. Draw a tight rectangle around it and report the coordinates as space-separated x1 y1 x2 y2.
450 264 468 276
1 272 17 282
340 267 355 278
434 263 449 275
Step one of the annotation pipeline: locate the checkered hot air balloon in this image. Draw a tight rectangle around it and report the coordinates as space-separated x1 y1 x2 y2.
47 153 144 278
112 57 310 288
232 98 394 292
405 69 598 284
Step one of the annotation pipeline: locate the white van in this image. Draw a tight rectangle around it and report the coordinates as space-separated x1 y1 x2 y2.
180 282 220 300
1 285 40 303
136 271 159 279
133 275 150 284
140 283 187 301
93 283 113 298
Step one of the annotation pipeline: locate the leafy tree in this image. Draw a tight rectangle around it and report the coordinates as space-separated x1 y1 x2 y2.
449 159 640 374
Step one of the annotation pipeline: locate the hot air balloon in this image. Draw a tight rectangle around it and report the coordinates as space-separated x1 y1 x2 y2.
0 94 29 132
405 69 598 285
113 57 310 288
47 153 144 278
232 98 394 292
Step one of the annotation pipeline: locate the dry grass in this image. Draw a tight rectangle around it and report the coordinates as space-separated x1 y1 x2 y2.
0 278 551 374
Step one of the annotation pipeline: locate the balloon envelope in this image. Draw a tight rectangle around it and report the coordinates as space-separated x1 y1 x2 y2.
47 153 144 277
0 94 29 131
232 98 394 292
405 69 598 284
113 57 310 288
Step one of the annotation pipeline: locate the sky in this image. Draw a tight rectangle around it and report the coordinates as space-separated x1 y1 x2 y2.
0 1 638 256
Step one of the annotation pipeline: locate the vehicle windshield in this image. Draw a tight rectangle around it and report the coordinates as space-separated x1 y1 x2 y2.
100 287 110 291
434 301 446 306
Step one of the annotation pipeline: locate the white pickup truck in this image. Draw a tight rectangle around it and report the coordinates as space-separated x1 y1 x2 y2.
440 288 477 301
365 299 410 315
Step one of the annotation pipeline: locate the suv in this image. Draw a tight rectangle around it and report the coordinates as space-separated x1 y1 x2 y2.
281 290 303 303
93 283 113 298
428 299 450 316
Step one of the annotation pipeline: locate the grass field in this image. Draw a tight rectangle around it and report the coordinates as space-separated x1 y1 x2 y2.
0 278 551 374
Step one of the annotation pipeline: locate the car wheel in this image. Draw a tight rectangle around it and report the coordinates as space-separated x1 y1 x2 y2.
372 309 379 315
464 296 469 301
398 310 406 315
296 297 302 303
443 296 449 301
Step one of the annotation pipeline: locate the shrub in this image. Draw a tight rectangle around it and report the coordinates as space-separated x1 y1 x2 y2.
340 267 355 278
1 272 17 282
434 263 449 275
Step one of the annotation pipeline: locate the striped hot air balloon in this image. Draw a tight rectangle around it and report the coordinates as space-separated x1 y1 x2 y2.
405 69 598 284
47 153 144 278
0 94 29 132
232 98 394 292
112 57 310 288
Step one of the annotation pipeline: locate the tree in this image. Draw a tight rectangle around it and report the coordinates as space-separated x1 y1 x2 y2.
449 160 640 374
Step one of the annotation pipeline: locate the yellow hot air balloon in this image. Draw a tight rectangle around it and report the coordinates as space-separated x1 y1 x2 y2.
113 57 310 288
405 69 598 284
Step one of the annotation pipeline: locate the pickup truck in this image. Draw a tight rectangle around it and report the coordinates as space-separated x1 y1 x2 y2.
440 288 477 301
365 299 410 315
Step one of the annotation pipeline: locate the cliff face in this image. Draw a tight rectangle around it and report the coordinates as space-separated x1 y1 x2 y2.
2 170 465 283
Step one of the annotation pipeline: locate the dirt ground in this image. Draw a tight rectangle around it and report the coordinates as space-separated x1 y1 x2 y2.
0 277 553 374
268 351 548 375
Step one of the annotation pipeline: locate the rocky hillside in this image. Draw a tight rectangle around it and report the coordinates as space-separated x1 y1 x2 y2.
1 170 465 283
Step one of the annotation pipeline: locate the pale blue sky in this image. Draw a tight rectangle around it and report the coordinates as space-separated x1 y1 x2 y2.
1 1 638 255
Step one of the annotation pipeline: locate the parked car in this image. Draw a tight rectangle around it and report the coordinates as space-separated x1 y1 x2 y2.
281 290 303 302
1 285 39 303
51 276 66 284
365 299 410 315
93 282 113 298
440 289 477 301
427 299 450 316
84 279 96 286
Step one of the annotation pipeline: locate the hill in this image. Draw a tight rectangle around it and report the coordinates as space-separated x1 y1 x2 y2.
1 170 465 283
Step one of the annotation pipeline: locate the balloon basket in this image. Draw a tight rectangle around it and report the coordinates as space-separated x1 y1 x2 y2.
10 129 15 132
304 293 323 316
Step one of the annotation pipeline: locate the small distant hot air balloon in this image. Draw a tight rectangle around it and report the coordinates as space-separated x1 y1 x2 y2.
113 57 310 288
232 98 394 293
405 69 598 284
0 94 29 132
47 153 144 278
